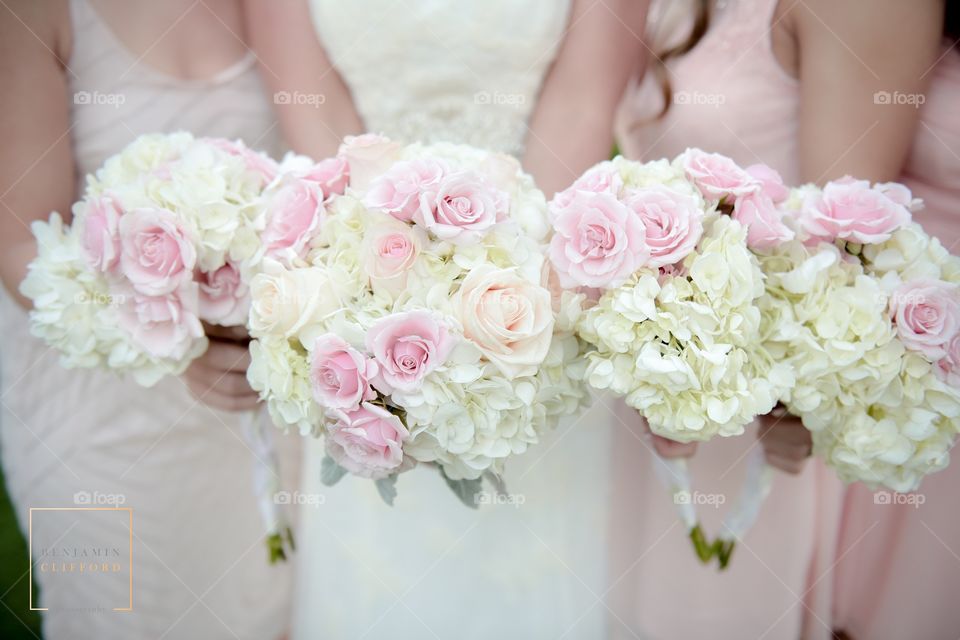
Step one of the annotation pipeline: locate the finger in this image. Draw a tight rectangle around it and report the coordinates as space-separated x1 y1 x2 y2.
652 434 698 459
194 341 252 373
187 382 260 413
764 452 807 475
203 322 251 342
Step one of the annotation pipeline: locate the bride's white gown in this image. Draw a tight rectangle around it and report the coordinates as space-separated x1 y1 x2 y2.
292 2 617 638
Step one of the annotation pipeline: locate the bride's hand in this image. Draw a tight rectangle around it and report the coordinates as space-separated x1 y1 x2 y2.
640 418 698 459
757 410 812 474
183 324 260 412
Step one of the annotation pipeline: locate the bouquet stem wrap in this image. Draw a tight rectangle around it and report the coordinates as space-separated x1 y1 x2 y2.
241 409 295 563
652 446 773 569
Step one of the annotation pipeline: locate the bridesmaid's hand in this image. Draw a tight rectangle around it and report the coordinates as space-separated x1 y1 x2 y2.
183 324 259 412
641 418 698 459
758 409 812 474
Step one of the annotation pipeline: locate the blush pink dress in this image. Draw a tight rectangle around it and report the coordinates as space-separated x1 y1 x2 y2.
831 43 960 640
0 2 299 638
611 1 843 638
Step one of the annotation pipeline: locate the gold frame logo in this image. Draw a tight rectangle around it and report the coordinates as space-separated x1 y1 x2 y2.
28 507 133 612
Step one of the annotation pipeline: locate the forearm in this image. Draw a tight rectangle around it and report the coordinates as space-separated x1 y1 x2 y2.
1 239 39 310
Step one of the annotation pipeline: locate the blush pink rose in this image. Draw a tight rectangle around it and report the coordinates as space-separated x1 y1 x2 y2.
366 310 454 394
338 134 402 190
801 178 911 244
118 208 196 296
552 162 623 208
935 333 960 388
198 262 249 326
890 279 960 360
623 185 703 267
746 164 789 203
733 192 795 250
875 182 917 209
548 190 649 289
205 137 278 186
681 149 760 201
301 155 350 198
81 195 124 272
326 403 408 478
263 178 324 261
364 158 448 221
415 172 508 242
364 219 421 296
309 334 378 410
118 284 203 360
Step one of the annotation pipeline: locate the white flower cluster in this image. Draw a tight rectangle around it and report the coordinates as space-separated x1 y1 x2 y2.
559 155 793 442
247 137 588 481
21 132 276 386
760 187 960 491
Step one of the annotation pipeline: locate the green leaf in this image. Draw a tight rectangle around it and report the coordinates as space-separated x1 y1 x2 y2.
375 475 398 506
440 467 483 509
320 455 348 487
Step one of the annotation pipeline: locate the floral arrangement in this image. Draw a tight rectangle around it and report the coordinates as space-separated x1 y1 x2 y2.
246 135 588 504
758 178 960 492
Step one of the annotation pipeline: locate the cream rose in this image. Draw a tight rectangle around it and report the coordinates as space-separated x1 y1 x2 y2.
454 264 554 378
249 259 343 338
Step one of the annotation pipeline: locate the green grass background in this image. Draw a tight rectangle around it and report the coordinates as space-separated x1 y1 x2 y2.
0 467 43 639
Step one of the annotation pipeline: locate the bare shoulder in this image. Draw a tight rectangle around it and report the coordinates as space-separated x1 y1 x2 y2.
0 0 72 63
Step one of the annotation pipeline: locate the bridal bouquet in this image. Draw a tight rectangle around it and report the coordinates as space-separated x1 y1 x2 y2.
21 132 279 384
758 177 960 492
247 135 588 505
549 150 795 567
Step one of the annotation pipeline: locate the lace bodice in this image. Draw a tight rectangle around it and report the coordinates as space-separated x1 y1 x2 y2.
309 0 571 156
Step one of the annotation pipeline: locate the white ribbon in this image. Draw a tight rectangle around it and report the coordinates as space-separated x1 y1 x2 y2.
241 409 290 541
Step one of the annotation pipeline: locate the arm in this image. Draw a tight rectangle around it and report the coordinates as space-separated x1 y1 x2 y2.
523 0 650 196
243 0 363 158
0 0 74 309
793 0 943 183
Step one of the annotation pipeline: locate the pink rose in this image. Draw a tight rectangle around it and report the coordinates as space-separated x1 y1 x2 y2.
301 155 350 198
198 262 249 326
81 195 123 272
363 218 421 296
875 182 916 209
118 284 203 360
364 158 448 221
415 171 508 242
733 192 795 250
681 149 760 201
890 279 960 360
205 138 278 186
118 207 196 296
935 333 960 388
553 162 623 208
623 185 703 267
548 190 649 289
454 265 555 378
746 164 789 203
800 178 911 244
309 334 378 410
338 134 402 190
263 178 324 262
366 310 454 394
326 403 408 479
